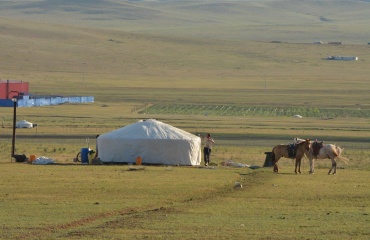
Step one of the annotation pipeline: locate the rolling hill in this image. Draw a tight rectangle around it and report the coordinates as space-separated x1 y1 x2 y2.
1 0 370 43
0 0 369 107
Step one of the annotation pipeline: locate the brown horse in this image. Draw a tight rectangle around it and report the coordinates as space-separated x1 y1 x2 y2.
271 139 311 174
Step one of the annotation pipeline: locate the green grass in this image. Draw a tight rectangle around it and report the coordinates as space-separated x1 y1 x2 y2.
0 1 369 238
1 15 370 108
142 104 370 118
0 165 368 239
1 103 369 165
1 0 370 44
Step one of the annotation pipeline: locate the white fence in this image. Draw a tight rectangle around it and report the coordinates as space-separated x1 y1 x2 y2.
17 95 94 107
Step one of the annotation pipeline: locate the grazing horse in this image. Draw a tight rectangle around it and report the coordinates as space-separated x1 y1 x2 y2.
271 139 311 174
308 143 346 175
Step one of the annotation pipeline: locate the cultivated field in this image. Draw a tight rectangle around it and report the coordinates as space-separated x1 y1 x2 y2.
0 1 369 239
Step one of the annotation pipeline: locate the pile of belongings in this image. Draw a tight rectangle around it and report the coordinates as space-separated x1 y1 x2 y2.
32 156 55 165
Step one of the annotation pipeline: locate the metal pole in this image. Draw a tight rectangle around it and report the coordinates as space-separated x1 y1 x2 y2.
11 100 17 157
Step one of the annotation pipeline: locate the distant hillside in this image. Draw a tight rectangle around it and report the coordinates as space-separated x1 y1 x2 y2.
0 0 370 107
1 0 370 43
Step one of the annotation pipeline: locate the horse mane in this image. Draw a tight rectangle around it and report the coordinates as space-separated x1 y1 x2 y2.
294 138 306 144
297 139 310 145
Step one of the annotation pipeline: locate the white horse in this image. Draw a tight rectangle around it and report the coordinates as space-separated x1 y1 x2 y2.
308 143 347 174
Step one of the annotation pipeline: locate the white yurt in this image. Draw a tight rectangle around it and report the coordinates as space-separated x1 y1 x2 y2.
97 119 201 166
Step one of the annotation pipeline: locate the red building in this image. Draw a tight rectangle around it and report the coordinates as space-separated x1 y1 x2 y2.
0 79 93 107
0 80 29 99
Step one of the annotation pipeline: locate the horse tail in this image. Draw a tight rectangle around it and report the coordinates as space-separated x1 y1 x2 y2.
271 149 276 163
335 146 342 156
271 148 279 172
332 145 339 157
336 147 349 165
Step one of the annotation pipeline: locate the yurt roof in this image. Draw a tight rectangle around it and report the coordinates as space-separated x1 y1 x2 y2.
99 119 197 140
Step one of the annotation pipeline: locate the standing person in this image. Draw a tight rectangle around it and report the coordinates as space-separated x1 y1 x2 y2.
202 133 215 166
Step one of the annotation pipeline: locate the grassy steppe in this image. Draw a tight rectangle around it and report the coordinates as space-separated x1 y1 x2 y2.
0 1 369 239
1 0 370 44
1 17 370 107
0 164 369 239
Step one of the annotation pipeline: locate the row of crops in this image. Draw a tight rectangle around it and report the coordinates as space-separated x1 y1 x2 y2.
139 104 370 118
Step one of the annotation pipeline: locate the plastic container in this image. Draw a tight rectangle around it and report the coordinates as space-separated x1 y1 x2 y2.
29 155 37 162
81 148 90 164
136 156 142 165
